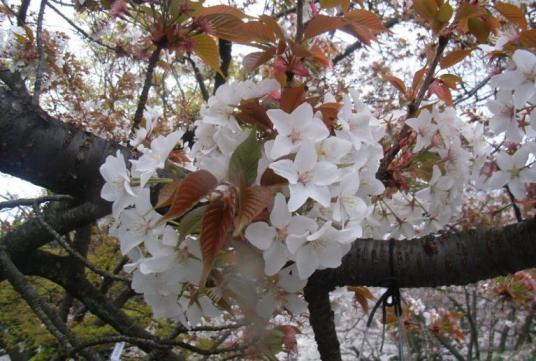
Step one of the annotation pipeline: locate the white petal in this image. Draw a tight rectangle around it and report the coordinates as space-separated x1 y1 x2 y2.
267 109 293 135
294 142 317 173
312 162 339 186
306 185 331 207
245 222 276 250
286 234 308 254
487 171 510 189
270 193 291 229
269 160 298 184
317 243 343 268
291 102 314 123
295 246 319 279
284 294 307 315
288 215 317 235
271 135 296 160
288 184 310 211
264 242 289 276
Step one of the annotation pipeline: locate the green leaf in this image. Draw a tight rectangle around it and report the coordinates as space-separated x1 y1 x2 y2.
228 128 261 186
436 2 453 23
179 205 208 240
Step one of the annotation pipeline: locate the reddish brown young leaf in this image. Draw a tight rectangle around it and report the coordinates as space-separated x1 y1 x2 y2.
234 185 272 236
161 170 218 222
381 74 407 96
316 102 341 130
303 15 345 39
411 66 427 98
259 15 285 41
243 48 277 72
155 179 181 209
440 48 472 69
414 0 438 23
234 99 273 130
280 86 305 113
309 45 332 67
440 74 463 90
199 196 235 286
240 21 277 43
195 5 246 18
468 16 491 43
203 14 251 43
347 286 375 313
429 80 453 105
344 9 386 33
260 168 288 186
519 29 536 48
495 2 527 30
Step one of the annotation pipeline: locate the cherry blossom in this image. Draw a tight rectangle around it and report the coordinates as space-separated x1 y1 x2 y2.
269 142 340 211
268 102 329 160
100 150 137 217
486 149 536 199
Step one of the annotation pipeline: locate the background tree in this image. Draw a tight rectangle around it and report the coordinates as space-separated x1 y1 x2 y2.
0 0 536 360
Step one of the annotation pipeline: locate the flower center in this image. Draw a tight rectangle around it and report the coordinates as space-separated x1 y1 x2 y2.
298 171 313 184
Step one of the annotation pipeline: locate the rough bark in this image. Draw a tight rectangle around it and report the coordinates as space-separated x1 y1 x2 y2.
0 83 125 202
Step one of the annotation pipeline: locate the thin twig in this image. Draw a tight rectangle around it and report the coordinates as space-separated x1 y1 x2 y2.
47 2 117 52
454 74 493 105
33 0 48 104
0 247 102 361
0 195 73 211
186 56 209 102
131 43 164 133
33 204 130 283
504 185 523 222
376 35 449 181
295 0 304 43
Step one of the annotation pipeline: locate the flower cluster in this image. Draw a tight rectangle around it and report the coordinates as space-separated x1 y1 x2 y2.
370 106 490 239
484 49 536 200
100 56 536 324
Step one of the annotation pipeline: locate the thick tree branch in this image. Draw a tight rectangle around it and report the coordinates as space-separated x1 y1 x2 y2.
312 217 536 290
0 81 126 201
304 284 341 361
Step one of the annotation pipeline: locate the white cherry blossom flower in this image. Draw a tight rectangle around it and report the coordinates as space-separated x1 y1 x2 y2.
268 103 329 159
269 142 340 211
116 189 163 254
487 149 536 199
256 265 307 318
493 49 536 108
245 193 317 275
487 90 523 143
131 130 183 186
332 170 368 223
287 221 353 279
406 109 437 152
100 150 137 217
